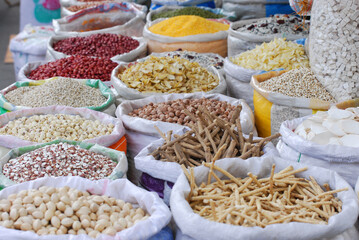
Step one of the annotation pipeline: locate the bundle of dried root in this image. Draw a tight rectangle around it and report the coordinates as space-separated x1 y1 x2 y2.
182 162 347 227
151 106 280 167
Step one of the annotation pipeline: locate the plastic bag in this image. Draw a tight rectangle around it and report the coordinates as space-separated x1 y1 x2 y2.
0 176 171 240
150 0 216 10
116 92 256 140
111 57 227 100
0 105 125 149
9 24 55 76
277 116 359 187
46 35 147 63
0 78 115 114
171 156 358 240
18 60 116 87
146 6 236 23
143 18 229 57
53 3 146 37
228 18 309 57
223 57 261 109
222 0 293 21
250 70 332 137
134 130 277 202
0 139 128 188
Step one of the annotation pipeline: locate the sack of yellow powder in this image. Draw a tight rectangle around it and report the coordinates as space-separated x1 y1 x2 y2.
143 15 230 57
110 54 227 100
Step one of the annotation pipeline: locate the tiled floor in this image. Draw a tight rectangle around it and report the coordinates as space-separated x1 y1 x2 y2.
0 1 19 89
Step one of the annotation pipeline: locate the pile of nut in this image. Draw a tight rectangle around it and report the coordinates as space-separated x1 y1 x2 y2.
259 68 335 102
118 56 219 93
28 56 118 82
4 78 107 108
3 143 117 183
67 3 111 12
129 98 239 126
53 34 139 58
0 186 149 237
0 114 115 143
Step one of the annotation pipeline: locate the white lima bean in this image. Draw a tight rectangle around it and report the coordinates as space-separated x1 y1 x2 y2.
0 187 149 236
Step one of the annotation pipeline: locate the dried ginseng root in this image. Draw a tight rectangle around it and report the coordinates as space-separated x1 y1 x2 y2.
182 162 347 227
151 106 280 167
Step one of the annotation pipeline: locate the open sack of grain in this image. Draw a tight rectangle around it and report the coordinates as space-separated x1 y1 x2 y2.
0 78 116 116
171 156 359 240
143 16 229 57
250 69 336 138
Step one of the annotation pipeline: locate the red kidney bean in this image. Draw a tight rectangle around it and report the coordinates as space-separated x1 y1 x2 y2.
27 55 118 82
53 34 139 58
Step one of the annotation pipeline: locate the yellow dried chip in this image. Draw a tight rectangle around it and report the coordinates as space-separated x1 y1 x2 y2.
230 38 309 71
118 56 220 93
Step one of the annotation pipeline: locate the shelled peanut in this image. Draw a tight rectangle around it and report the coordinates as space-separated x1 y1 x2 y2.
129 98 238 126
0 186 149 237
0 114 114 143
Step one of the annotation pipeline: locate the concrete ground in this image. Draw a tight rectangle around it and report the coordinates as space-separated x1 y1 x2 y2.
0 1 19 89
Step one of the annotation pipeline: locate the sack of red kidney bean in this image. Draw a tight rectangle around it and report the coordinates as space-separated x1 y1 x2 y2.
46 33 148 63
0 140 128 188
18 56 118 84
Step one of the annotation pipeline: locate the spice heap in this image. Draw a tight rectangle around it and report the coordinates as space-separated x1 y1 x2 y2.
0 114 114 143
184 163 346 227
230 38 309 71
28 55 118 82
236 14 309 35
151 106 280 167
4 78 107 108
295 108 359 147
129 98 239 126
53 34 139 58
149 16 229 37
3 143 117 183
161 51 224 69
259 68 335 102
0 186 149 237
151 7 224 21
119 56 219 93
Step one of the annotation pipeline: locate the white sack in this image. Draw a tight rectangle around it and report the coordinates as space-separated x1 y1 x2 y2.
277 116 359 187
53 3 146 37
0 176 171 240
111 60 227 100
171 156 358 240
224 57 261 109
46 35 147 63
0 105 125 149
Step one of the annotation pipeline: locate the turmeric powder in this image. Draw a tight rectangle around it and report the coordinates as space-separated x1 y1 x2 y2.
149 15 229 37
